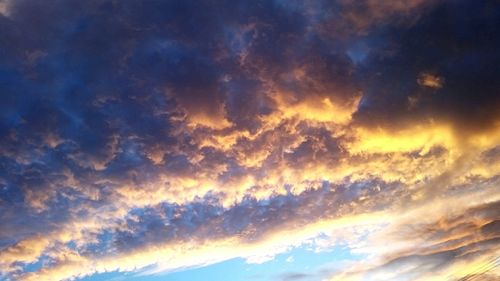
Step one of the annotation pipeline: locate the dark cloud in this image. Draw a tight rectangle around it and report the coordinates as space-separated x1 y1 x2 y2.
110 180 386 253
354 0 500 132
280 272 312 281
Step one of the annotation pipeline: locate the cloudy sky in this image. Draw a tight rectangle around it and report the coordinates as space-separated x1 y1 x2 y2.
1 0 499 280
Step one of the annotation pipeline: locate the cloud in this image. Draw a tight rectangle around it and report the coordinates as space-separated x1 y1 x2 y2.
323 185 500 281
0 0 10 17
281 272 311 281
0 1 499 281
417 72 444 89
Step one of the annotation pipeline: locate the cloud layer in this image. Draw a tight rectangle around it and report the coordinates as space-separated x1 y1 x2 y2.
1 0 499 280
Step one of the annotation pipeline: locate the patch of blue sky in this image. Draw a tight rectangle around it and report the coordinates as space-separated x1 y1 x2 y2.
78 243 362 281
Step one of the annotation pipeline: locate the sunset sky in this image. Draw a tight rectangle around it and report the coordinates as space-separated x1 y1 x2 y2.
0 0 499 280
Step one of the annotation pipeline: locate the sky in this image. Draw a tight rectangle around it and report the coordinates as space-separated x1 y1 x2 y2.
0 0 499 280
